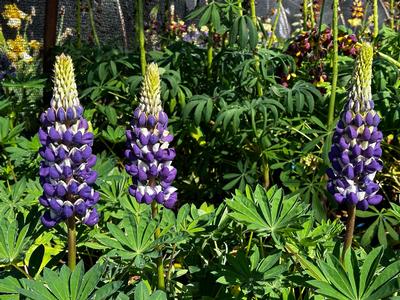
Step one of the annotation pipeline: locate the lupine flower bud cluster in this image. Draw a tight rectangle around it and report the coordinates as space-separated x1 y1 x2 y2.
125 63 177 209
327 43 383 210
38 54 99 227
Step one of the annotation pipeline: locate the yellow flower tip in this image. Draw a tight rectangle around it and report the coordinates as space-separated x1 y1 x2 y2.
53 54 79 108
140 62 162 115
355 42 373 88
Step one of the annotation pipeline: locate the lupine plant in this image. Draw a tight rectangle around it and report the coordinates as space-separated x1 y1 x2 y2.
125 62 177 290
38 54 99 269
327 42 383 257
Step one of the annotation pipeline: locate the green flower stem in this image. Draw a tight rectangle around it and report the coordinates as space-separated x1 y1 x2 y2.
310 0 315 28
303 0 308 30
87 0 100 47
378 51 400 69
390 0 395 29
249 0 263 97
151 201 165 290
327 0 339 128
238 0 243 16
67 216 76 271
137 0 147 76
341 205 356 262
76 0 82 48
263 157 270 189
373 0 379 40
207 32 213 78
267 0 281 49
250 0 257 25
245 231 254 256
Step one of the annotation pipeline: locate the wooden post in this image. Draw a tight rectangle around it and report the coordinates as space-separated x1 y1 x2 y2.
43 0 59 105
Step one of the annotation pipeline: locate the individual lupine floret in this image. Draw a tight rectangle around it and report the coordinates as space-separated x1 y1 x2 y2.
38 54 99 228
125 63 177 209
327 42 383 210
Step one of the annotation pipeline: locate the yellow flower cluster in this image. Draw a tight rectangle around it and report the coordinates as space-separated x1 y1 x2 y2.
6 35 32 62
1 4 41 64
2 4 27 29
348 0 364 27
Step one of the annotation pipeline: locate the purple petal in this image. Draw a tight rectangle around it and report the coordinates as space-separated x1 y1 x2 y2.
346 192 358 205
41 211 58 228
367 194 383 205
357 200 369 210
84 208 99 226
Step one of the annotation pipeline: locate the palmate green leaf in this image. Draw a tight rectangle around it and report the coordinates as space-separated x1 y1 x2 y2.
363 259 400 299
305 247 400 300
308 280 349 300
101 125 126 144
17 261 120 300
0 276 23 294
226 185 308 243
97 215 157 262
183 94 214 125
318 256 356 299
0 218 31 265
215 249 286 296
357 207 399 247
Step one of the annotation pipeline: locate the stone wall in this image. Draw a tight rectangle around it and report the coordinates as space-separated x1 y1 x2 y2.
0 0 389 46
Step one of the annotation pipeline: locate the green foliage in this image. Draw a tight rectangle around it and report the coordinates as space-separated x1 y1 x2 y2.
16 261 122 300
226 185 308 244
357 206 400 248
215 249 286 297
306 248 400 300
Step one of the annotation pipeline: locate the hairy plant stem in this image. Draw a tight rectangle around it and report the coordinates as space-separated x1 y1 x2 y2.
248 0 263 97
341 205 356 262
327 0 339 128
151 200 165 290
390 0 395 29
76 0 82 48
303 0 308 30
310 0 315 28
267 0 281 49
250 0 257 25
373 0 379 40
67 216 76 270
137 0 147 76
87 0 100 47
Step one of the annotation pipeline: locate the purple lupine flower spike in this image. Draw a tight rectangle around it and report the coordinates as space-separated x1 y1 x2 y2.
125 63 177 209
327 43 383 210
38 54 99 228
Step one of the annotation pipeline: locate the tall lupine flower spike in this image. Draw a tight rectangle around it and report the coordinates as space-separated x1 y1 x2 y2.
125 63 177 208
38 54 99 228
327 42 383 210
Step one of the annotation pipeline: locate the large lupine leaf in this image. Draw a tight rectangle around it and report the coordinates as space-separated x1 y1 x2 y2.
226 185 308 244
17 261 121 300
305 247 400 300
